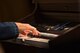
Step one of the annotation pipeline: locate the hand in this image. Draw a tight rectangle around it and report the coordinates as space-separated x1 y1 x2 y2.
15 22 40 37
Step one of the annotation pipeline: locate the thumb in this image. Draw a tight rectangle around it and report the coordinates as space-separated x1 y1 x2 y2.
23 30 31 35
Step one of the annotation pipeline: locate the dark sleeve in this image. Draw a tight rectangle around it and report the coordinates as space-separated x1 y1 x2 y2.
0 22 19 40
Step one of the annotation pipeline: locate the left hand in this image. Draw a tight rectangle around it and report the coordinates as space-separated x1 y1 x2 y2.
15 22 40 37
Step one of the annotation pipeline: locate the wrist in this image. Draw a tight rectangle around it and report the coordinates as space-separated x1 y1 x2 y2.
15 22 23 33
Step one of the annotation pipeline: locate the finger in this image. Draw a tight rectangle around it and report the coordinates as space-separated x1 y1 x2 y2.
32 29 40 36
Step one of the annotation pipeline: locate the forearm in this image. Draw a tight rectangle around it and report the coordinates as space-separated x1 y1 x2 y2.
0 22 19 40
